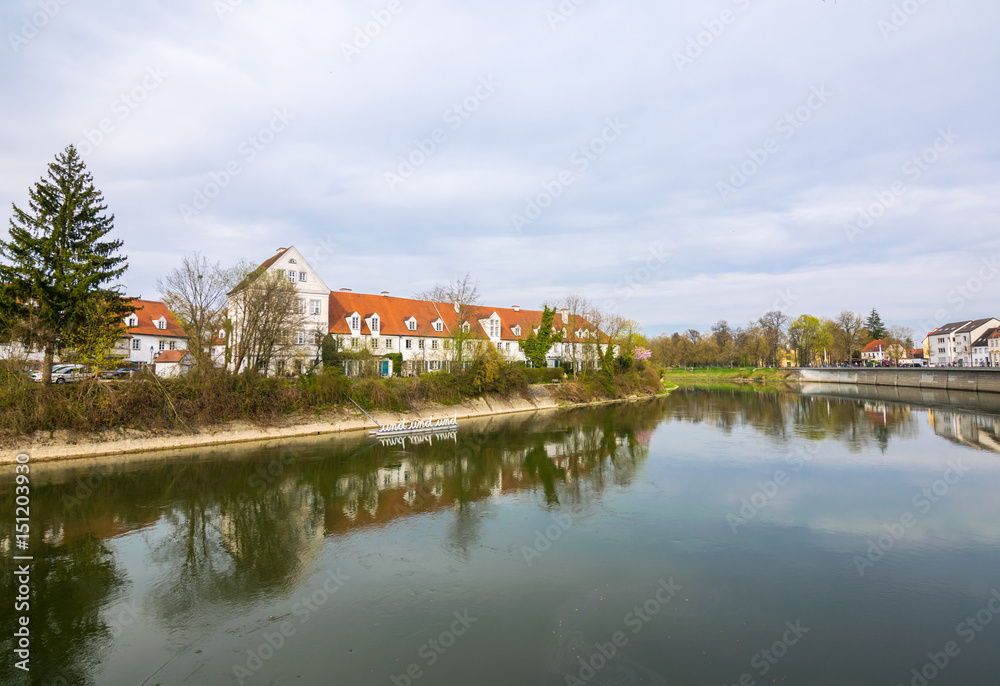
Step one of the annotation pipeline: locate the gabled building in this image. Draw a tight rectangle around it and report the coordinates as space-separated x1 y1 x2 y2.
972 327 999 367
924 318 1000 367
989 329 1000 368
228 247 608 375
118 299 188 364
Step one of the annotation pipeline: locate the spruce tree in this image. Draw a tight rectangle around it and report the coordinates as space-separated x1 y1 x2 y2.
864 309 887 341
0 145 130 382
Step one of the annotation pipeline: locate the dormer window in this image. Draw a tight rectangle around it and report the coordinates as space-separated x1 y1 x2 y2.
128 316 137 327
351 316 360 330
489 318 500 338
434 320 443 333
371 316 379 333
513 325 521 337
461 322 470 333
156 317 167 330
406 318 417 331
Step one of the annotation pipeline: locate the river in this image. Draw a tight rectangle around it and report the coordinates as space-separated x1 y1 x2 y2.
2 388 1000 685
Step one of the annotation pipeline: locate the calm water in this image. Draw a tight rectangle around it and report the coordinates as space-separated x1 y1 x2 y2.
3 388 1000 686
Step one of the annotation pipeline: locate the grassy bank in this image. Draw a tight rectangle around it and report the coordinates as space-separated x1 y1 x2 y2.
0 363 662 444
660 367 791 390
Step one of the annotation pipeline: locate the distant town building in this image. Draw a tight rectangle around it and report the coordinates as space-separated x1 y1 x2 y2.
924 318 1000 367
117 299 188 364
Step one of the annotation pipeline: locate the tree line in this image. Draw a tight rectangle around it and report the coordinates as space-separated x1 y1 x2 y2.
650 309 915 368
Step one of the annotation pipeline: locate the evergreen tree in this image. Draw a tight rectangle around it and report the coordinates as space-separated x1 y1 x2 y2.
864 309 887 341
521 305 562 368
0 146 130 382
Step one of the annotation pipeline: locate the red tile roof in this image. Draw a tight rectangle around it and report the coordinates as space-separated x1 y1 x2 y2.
862 339 888 353
126 300 186 339
327 292 604 341
153 350 191 364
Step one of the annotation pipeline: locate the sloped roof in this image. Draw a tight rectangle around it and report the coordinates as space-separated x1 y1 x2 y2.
973 327 999 347
327 292 605 341
126 300 186 339
153 350 191 364
862 339 888 353
227 247 289 295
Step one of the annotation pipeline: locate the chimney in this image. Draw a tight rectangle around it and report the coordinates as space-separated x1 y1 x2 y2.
559 308 568 323
276 247 286 252
512 305 520 312
381 290 389 297
340 287 352 292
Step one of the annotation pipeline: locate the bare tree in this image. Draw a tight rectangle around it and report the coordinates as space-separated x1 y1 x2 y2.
558 293 590 377
416 273 482 370
227 270 305 374
156 252 233 371
758 311 789 367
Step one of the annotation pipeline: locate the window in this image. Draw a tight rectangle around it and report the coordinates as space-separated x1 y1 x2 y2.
434 321 443 332
352 338 358 349
938 337 945 343
443 340 451 349
299 271 307 282
938 348 945 353
159 341 165 351
371 317 379 333
418 339 425 350
288 259 297 264
297 299 306 314
497 342 502 350
276 269 284 279
513 325 520 336
505 342 510 351
169 341 177 350
351 316 360 330
385 338 393 349
128 316 137 327
407 319 416 331
296 331 306 345
405 339 412 349
490 320 500 338
310 300 321 315
431 340 438 349
462 322 470 333
157 318 166 330
132 339 140 350
287 271 296 284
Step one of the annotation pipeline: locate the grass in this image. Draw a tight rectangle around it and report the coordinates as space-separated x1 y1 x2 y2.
660 366 791 389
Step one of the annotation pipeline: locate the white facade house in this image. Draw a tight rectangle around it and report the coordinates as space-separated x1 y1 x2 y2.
230 248 610 375
226 246 333 373
924 318 1000 367
990 330 1000 367
117 299 188 364
972 328 999 367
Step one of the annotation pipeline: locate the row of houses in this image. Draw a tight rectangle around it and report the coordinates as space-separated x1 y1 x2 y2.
225 246 608 374
859 319 1000 367
923 318 1000 367
4 245 609 376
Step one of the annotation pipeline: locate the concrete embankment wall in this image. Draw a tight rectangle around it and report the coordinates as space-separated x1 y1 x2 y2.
789 368 1000 394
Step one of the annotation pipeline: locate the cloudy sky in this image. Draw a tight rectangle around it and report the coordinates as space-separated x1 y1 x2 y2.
2 0 998 336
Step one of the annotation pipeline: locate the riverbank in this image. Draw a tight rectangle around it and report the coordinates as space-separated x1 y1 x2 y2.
3 384 669 464
661 367 791 389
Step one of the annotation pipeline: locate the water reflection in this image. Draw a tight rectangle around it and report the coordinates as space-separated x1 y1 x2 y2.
2 391 1000 684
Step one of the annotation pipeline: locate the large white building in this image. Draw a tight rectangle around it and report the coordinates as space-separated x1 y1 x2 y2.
227 247 607 375
115 299 188 364
924 318 1000 367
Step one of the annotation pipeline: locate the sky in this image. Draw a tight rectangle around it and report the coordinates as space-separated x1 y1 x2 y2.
2 0 998 337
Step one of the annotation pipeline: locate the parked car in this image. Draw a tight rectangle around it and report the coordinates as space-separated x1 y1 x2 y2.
31 364 87 384
99 367 135 379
